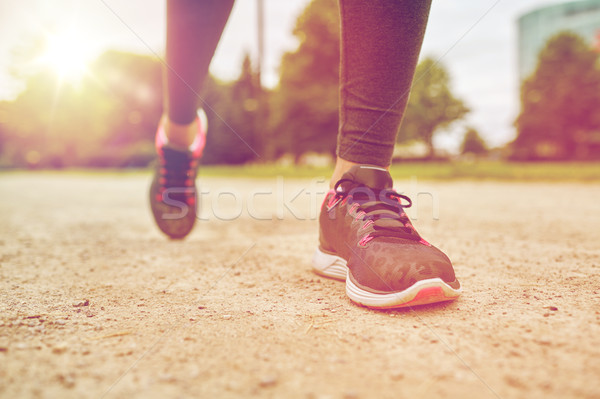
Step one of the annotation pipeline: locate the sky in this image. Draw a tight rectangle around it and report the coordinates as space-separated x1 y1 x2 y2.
0 0 568 152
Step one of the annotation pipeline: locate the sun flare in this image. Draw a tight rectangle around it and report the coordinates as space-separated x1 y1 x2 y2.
39 30 93 81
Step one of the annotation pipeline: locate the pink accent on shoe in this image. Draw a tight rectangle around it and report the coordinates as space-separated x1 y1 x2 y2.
348 203 359 214
375 286 451 309
361 219 374 230
355 210 366 220
325 191 340 210
155 110 207 159
190 118 207 159
419 238 432 247
358 234 373 247
155 124 167 150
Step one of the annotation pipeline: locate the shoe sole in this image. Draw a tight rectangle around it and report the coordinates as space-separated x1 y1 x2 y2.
149 176 197 240
312 247 348 281
312 248 461 309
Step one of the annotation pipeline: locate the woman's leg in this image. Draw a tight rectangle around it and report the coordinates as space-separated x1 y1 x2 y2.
164 0 235 147
332 0 432 184
315 1 461 309
150 0 234 239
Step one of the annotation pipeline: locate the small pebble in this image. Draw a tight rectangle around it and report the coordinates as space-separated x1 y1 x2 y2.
259 375 278 387
390 372 404 380
53 343 68 354
344 390 359 399
73 299 89 307
57 373 75 388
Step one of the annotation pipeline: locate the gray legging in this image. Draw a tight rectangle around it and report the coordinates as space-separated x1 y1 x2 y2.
165 0 431 167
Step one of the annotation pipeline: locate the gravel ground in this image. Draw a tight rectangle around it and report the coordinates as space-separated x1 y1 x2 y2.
0 172 599 399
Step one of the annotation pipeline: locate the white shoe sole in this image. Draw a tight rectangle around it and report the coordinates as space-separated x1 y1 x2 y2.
312 247 462 309
311 248 348 281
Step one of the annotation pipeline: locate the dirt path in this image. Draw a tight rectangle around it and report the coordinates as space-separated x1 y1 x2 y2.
1 172 599 399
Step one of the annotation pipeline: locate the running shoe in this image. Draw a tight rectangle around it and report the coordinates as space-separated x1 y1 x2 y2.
149 111 207 239
312 164 461 308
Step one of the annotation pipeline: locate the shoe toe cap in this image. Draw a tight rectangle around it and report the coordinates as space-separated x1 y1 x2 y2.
150 185 197 240
348 240 457 293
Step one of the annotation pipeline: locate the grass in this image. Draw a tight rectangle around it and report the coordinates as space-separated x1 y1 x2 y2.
2 161 600 181
390 161 600 181
197 161 600 182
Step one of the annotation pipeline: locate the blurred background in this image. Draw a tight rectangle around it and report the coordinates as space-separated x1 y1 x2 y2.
0 0 599 169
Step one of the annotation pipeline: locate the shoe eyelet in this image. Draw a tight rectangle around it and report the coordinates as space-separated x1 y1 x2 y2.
355 210 366 220
326 195 342 211
348 203 359 214
361 219 374 230
358 234 373 247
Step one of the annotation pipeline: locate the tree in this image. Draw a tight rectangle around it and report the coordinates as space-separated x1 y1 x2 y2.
0 44 263 168
202 54 260 164
514 32 600 160
91 50 163 166
460 127 487 155
0 50 163 168
269 0 339 162
0 70 119 168
397 57 468 158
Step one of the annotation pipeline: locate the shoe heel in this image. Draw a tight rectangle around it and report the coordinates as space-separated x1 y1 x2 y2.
312 248 348 281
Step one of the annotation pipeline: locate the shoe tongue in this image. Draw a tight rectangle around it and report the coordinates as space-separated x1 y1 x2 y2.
340 165 393 190
163 142 192 154
161 146 193 168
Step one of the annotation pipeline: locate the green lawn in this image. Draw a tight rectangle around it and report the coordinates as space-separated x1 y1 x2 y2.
197 161 600 181
2 161 600 181
390 161 600 181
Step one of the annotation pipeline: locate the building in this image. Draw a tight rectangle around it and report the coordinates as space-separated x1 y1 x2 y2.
517 0 600 81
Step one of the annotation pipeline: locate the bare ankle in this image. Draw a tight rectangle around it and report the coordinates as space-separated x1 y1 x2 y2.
163 115 197 148
330 157 389 188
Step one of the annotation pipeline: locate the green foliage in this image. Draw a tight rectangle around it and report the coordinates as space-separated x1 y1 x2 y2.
0 0 474 168
269 0 339 161
92 51 163 166
398 57 469 157
461 127 487 155
0 50 162 168
202 54 260 164
514 31 600 160
0 48 262 168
